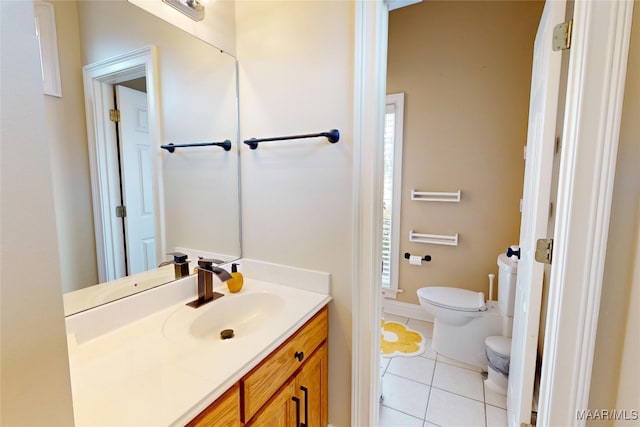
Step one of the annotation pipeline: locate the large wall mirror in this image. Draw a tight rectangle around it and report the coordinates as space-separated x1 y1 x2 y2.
43 0 240 316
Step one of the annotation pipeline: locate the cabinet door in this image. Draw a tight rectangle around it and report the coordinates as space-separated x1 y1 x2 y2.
294 342 328 427
242 308 328 421
247 381 297 427
187 383 241 427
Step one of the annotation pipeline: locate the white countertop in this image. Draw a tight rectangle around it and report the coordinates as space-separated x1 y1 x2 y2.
66 278 330 426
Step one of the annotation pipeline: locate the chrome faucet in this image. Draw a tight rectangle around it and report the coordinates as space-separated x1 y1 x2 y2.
187 258 232 308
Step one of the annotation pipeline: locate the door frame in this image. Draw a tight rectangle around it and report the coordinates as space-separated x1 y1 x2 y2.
537 1 634 424
82 45 165 283
351 0 634 425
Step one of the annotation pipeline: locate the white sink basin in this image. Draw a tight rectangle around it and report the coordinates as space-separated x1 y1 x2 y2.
162 291 286 342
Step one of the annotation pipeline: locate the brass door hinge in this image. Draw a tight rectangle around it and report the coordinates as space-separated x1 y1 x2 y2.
535 238 554 264
109 109 121 122
115 205 127 218
552 20 572 51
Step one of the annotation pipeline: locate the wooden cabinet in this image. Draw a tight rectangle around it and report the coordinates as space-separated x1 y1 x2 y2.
246 380 297 426
293 342 328 426
186 383 241 427
188 306 328 427
247 342 328 427
242 307 328 422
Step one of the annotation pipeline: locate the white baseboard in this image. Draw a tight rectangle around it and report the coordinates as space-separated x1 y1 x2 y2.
382 298 433 322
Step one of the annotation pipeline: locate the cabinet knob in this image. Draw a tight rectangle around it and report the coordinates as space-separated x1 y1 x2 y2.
294 351 304 362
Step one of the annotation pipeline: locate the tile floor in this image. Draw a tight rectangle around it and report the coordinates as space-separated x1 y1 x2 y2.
380 313 508 427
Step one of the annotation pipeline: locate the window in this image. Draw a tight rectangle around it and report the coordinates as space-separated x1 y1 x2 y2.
382 93 404 298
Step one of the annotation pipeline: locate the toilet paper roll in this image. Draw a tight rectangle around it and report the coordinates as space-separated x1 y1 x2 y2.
409 255 422 266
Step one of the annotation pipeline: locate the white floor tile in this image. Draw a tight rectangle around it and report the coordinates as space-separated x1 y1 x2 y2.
387 356 436 385
407 319 434 338
484 385 507 410
381 373 430 419
423 422 440 427
381 356 391 372
425 388 486 427
432 362 485 402
383 313 410 324
436 353 483 372
420 338 437 360
379 405 424 427
485 405 507 427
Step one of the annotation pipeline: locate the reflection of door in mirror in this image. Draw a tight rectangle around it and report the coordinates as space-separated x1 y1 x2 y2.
115 84 157 276
42 0 240 316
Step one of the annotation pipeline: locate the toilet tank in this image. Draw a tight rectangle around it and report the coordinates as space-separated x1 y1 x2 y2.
497 254 518 316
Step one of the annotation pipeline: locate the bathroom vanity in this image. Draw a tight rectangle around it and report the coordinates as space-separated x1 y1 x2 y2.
64 261 331 426
188 308 328 426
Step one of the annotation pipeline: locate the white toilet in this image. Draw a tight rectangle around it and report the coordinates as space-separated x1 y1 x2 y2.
417 253 518 369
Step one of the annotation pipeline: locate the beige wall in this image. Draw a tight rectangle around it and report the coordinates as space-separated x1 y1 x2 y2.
588 3 640 423
235 2 354 424
47 0 98 293
0 1 75 424
615 210 640 425
387 1 543 304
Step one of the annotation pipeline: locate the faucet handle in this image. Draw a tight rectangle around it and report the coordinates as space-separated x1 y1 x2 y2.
197 258 215 268
167 252 188 263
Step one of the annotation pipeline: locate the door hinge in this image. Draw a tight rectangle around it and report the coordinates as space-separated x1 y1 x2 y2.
552 19 572 51
109 109 121 122
115 205 127 218
535 238 554 264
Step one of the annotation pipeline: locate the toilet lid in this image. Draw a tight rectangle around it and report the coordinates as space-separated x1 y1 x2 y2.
418 287 486 312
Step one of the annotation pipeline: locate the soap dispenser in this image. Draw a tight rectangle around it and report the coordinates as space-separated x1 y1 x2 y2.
227 263 244 293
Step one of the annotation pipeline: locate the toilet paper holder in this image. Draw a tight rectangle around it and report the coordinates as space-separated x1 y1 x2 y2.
404 253 432 262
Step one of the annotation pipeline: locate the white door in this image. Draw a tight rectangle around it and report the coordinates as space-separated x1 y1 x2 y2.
508 1 565 426
115 85 156 275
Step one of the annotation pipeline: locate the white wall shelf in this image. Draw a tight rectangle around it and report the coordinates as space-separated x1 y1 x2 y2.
410 189 461 203
409 230 458 246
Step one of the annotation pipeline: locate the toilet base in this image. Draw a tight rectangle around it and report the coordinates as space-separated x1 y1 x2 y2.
484 365 508 395
431 304 502 369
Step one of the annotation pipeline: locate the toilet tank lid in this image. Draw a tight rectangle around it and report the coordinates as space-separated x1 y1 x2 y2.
498 254 518 273
418 287 486 312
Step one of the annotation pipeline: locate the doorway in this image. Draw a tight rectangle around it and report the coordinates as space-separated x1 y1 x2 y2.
379 2 545 425
352 1 635 426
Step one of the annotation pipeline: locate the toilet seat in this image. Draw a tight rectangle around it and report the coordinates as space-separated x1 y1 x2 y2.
417 287 486 312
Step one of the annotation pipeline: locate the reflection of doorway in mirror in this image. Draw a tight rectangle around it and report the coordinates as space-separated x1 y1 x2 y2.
115 85 157 276
82 46 165 286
